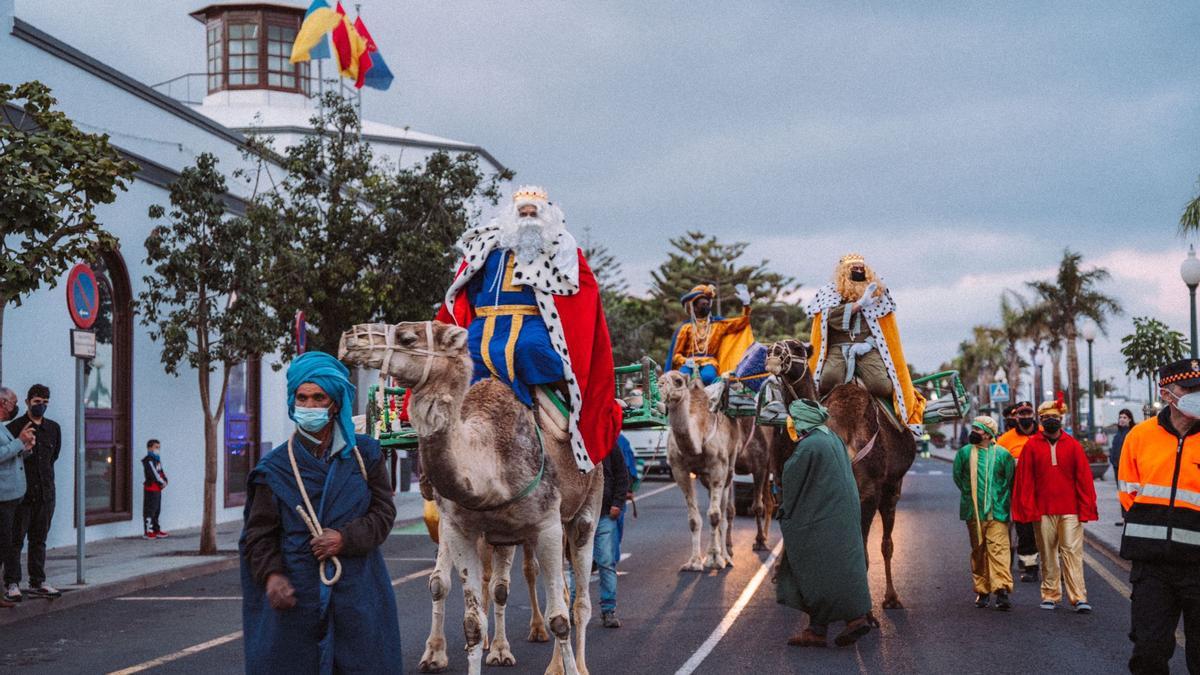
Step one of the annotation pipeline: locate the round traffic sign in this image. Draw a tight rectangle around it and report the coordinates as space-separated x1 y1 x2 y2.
66 263 99 330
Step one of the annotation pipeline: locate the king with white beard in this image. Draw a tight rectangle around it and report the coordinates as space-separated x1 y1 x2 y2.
434 186 622 472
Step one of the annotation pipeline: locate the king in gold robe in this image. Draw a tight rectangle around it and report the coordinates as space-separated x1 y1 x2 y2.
666 284 755 385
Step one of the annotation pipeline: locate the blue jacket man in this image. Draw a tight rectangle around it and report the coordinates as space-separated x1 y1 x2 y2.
0 387 34 607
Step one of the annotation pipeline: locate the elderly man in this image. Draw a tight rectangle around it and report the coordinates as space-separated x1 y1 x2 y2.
666 283 755 386
1012 398 1098 613
239 353 401 673
0 388 34 608
953 416 1015 610
805 254 925 432
775 399 872 648
435 185 622 473
1120 359 1200 673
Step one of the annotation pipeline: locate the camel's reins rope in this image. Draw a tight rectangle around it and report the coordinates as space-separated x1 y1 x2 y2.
376 321 439 389
287 436 368 587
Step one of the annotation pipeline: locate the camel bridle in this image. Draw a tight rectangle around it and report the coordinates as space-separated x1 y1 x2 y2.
767 340 809 401
369 320 442 390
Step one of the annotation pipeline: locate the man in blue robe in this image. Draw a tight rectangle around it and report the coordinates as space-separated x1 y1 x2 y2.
239 352 402 674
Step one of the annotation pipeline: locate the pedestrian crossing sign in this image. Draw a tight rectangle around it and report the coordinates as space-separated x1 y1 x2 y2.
989 382 1010 403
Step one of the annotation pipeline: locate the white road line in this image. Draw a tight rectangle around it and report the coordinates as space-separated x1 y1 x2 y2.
107 631 243 675
674 539 784 675
107 566 436 673
117 596 240 601
1083 551 1184 647
637 482 678 500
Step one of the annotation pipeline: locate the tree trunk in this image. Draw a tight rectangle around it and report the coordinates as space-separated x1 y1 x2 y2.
1006 348 1022 404
0 296 7 383
198 360 218 555
1064 324 1081 435
1049 344 1064 398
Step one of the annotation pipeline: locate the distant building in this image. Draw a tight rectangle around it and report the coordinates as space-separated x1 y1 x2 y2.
0 0 506 548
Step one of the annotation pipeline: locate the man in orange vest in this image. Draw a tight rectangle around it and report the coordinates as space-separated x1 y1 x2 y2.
1120 358 1200 673
1012 399 1098 613
997 400 1040 582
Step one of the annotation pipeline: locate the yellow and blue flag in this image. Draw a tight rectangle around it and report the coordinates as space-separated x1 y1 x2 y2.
290 0 340 63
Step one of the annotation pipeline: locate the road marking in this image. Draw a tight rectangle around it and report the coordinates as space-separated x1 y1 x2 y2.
674 539 783 675
637 483 678 500
1083 551 1184 648
107 631 243 675
117 596 240 601
107 566 436 673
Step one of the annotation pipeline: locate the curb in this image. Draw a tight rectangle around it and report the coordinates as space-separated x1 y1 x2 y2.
0 555 239 626
924 451 1125 564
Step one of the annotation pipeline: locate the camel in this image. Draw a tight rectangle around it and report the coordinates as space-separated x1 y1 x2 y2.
732 403 775 552
340 321 602 675
658 370 763 570
767 339 916 610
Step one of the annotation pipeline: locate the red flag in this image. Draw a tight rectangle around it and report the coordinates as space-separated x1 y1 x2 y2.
353 17 378 89
330 2 369 85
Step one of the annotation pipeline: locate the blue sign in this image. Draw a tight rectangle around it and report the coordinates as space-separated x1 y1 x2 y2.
989 382 1010 403
66 264 99 329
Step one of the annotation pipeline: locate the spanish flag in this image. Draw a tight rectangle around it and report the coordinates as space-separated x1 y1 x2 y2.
331 2 369 84
290 0 340 63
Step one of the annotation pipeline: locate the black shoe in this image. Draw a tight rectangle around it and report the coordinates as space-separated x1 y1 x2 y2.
975 593 989 608
601 611 621 628
995 591 1012 611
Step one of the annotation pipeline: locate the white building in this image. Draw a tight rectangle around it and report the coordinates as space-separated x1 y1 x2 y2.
0 0 506 548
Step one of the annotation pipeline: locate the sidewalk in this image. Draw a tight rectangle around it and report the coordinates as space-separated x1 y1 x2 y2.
927 446 1125 556
0 491 426 626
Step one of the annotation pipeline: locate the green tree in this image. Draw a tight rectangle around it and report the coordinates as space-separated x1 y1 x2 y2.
582 242 664 365
0 81 137 379
1180 177 1200 234
997 292 1028 399
137 154 277 554
1121 316 1190 403
1028 250 1123 432
245 93 508 357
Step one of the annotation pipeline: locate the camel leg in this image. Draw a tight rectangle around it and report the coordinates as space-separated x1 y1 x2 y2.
479 539 493 652
568 514 597 675
419 522 452 673
704 475 729 570
723 473 735 565
524 542 550 642
859 491 881 627
673 466 704 572
879 482 905 610
486 545 518 667
752 467 770 552
444 523 487 675
536 516 579 675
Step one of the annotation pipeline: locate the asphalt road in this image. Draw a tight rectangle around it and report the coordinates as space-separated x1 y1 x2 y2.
0 458 1181 674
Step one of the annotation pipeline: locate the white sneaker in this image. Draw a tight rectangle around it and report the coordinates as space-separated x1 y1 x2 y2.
4 583 21 603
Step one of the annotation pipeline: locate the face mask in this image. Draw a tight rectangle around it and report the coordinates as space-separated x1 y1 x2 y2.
1041 418 1062 434
968 431 984 446
293 406 331 433
850 270 867 282
30 404 47 419
1172 392 1200 420
1016 418 1037 434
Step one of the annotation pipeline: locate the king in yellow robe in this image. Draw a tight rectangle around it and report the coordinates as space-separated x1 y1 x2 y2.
666 284 755 385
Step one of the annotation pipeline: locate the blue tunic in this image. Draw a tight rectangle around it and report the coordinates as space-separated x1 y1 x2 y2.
466 249 564 405
239 434 402 674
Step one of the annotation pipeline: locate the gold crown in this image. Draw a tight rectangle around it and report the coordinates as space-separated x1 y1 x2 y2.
512 185 549 203
839 253 865 266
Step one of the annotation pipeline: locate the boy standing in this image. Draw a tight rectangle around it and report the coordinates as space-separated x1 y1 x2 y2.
141 440 169 539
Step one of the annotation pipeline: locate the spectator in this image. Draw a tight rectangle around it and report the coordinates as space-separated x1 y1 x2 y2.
141 439 169 539
567 433 632 628
1110 408 1134 527
4 384 61 599
0 387 35 606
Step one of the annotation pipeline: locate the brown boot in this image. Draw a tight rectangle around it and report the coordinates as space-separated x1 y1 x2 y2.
834 616 872 647
787 628 828 648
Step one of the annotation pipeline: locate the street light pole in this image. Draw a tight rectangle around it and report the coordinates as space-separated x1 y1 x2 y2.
1180 245 1200 358
1085 334 1096 443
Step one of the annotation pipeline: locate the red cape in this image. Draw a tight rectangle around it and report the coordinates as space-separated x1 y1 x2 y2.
433 250 622 466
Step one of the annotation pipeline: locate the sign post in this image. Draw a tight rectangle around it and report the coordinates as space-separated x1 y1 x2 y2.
989 382 1011 405
66 264 98 585
295 310 307 355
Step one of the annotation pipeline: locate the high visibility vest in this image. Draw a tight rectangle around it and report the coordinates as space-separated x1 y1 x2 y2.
1118 413 1200 563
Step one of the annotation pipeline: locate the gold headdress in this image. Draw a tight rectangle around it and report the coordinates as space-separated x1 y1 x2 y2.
513 185 549 203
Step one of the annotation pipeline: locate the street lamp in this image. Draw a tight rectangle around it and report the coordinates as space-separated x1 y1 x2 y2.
1181 245 1200 358
1083 323 1097 442
1032 352 1045 408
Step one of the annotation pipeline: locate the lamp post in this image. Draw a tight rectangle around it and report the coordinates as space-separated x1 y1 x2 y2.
1181 245 1200 358
1083 323 1097 442
1033 352 1045 408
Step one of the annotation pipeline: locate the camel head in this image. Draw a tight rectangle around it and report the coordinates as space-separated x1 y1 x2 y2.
657 370 701 406
767 339 818 400
338 320 469 388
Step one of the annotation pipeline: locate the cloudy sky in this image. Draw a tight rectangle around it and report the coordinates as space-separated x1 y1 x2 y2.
19 0 1200 400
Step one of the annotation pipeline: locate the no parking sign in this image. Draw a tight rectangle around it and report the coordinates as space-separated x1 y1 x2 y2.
66 263 99 329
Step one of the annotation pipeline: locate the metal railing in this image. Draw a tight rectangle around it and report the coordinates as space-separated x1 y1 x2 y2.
150 72 327 105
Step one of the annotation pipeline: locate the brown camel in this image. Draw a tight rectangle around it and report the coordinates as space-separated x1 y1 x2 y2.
733 411 775 552
340 321 602 675
767 339 916 610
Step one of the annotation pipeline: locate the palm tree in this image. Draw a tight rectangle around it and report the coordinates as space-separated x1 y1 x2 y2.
1180 180 1200 234
1015 298 1054 406
998 292 1028 399
1028 250 1123 435
955 324 1005 410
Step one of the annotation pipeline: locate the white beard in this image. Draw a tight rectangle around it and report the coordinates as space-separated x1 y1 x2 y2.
499 217 559 266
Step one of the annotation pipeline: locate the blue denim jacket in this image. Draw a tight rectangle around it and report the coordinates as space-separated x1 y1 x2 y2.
0 422 28 502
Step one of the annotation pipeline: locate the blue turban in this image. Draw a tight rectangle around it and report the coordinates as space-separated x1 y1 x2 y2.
286 351 357 454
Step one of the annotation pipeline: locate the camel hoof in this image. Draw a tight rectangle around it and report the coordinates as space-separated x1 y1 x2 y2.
418 653 449 673
485 641 516 667
865 612 880 628
882 597 905 610
704 553 726 570
680 558 704 572
527 623 551 643
752 540 768 552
